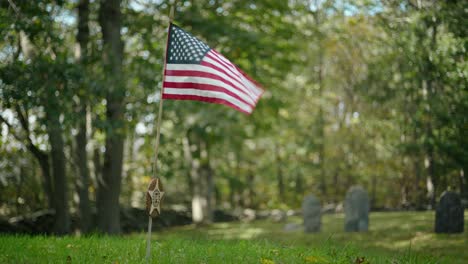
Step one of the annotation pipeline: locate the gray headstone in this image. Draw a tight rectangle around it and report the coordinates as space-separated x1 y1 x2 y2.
344 186 369 232
435 191 464 233
302 194 321 233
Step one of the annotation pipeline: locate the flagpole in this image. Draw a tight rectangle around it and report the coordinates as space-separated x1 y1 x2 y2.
146 2 176 263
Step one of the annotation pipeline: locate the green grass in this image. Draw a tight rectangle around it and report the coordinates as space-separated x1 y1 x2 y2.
0 211 466 263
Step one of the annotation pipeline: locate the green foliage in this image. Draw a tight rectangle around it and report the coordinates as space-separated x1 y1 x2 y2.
0 0 466 216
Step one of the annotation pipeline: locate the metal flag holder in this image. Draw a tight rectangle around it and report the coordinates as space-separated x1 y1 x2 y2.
145 1 176 263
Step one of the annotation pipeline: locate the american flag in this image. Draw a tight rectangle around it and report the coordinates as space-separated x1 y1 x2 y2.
162 23 264 114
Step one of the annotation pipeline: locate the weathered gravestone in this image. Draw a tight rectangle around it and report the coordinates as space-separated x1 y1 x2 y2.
302 194 321 233
344 186 369 232
435 191 464 233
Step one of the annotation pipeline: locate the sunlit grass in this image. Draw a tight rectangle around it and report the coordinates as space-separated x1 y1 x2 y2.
158 211 468 263
0 211 466 263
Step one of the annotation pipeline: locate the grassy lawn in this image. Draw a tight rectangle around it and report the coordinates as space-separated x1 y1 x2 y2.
0 211 466 263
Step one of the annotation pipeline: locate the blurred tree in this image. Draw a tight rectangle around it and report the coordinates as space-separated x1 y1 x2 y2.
96 0 125 234
74 0 92 234
0 0 77 234
0 0 466 227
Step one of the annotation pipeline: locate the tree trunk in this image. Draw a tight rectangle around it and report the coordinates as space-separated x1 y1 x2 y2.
190 145 203 224
201 141 214 223
11 105 54 209
187 135 213 224
97 0 125 234
15 166 24 214
275 144 285 202
75 0 92 234
47 111 70 235
93 147 102 189
231 149 241 208
312 1 327 197
246 171 255 208
201 163 214 223
412 133 424 208
124 131 135 205
332 170 339 202
182 135 194 196
296 170 304 196
28 144 54 209
75 126 92 233
424 22 438 209
460 168 467 202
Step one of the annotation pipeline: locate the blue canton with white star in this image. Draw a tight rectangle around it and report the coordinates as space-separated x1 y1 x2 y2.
167 23 211 64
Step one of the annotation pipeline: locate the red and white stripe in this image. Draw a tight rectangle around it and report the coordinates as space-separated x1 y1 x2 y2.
163 50 264 114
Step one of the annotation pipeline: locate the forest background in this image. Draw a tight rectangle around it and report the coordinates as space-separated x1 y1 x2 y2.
0 0 466 235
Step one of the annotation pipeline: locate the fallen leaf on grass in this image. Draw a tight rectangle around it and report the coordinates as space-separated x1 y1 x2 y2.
354 257 368 264
260 258 275 264
304 255 329 263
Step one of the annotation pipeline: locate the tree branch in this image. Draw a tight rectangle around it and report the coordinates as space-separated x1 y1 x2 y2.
15 105 29 133
7 0 20 14
0 114 24 142
14 34 21 60
0 107 47 160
